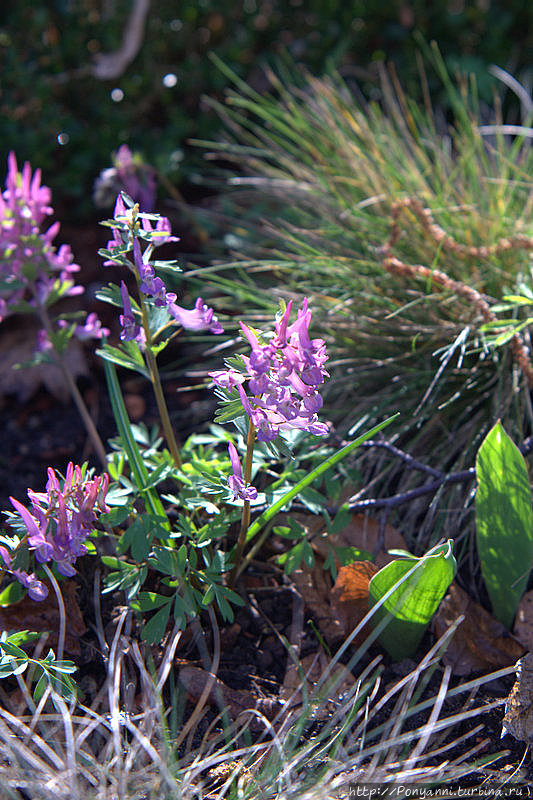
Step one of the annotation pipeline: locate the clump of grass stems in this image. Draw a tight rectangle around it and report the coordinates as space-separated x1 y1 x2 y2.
0 583 514 799
191 46 533 551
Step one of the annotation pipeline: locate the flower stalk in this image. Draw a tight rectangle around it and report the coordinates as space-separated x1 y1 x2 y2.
137 288 182 468
228 419 256 587
37 300 108 469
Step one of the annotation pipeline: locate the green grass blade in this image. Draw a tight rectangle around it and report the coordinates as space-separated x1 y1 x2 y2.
103 357 169 528
245 413 399 543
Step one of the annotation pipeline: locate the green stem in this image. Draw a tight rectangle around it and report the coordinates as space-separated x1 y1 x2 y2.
237 414 400 578
37 304 107 469
104 357 170 526
228 420 256 587
236 518 276 579
137 291 182 469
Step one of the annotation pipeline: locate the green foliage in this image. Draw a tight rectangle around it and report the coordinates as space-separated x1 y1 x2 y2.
475 421 533 629
243 415 398 552
99 393 390 640
2 2 532 218
0 631 77 704
103 357 170 522
368 541 457 660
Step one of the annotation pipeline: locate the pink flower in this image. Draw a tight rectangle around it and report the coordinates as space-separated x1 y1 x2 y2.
0 152 82 320
57 312 109 341
119 281 146 347
214 300 329 442
166 294 224 334
227 442 257 501
5 464 109 599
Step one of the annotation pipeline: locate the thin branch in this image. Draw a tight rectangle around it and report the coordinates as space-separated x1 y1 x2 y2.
359 439 443 478
339 434 533 514
381 197 533 387
344 470 474 513
91 0 151 80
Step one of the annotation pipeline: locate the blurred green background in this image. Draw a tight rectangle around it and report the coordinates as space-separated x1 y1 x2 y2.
1 0 532 220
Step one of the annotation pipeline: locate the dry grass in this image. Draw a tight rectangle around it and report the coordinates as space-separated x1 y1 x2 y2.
0 604 513 799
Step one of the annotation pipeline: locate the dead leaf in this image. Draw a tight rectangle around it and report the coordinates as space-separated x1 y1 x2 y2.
330 561 379 643
280 513 404 647
309 513 407 568
280 646 357 718
179 665 283 729
513 590 533 651
502 653 533 742
0 325 88 402
293 558 382 646
0 580 87 656
204 760 256 795
433 582 526 676
292 561 345 644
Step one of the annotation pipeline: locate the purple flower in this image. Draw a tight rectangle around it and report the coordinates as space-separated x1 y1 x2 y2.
15 569 48 601
115 145 157 212
103 197 224 340
213 300 329 442
119 280 146 347
133 238 168 306
166 294 224 334
9 497 53 562
4 464 109 599
210 368 246 391
93 146 158 212
36 328 53 353
0 545 48 601
227 442 257 501
57 312 109 341
140 214 179 246
0 152 82 320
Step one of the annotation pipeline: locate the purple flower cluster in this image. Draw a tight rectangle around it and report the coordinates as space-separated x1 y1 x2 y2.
211 299 329 442
103 194 178 263
0 152 108 342
105 195 223 344
93 144 157 212
1 463 109 600
0 152 80 321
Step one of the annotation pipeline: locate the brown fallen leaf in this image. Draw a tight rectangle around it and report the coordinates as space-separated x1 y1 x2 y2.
293 558 382 646
280 646 358 718
309 512 407 569
179 665 283 729
0 580 87 656
502 653 533 742
282 513 404 647
0 325 88 403
433 582 526 676
330 561 379 643
513 590 533 651
291 561 345 644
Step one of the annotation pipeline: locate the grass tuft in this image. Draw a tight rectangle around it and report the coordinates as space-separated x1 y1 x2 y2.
0 601 513 799
192 49 533 549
